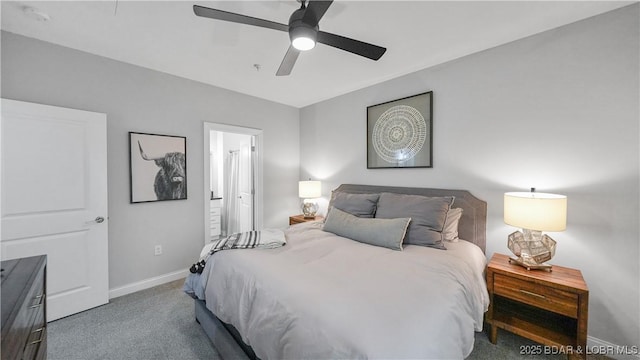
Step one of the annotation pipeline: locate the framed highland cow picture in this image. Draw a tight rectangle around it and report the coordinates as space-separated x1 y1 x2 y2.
129 132 187 203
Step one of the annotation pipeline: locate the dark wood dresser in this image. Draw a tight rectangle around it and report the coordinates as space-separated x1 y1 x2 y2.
1 255 47 360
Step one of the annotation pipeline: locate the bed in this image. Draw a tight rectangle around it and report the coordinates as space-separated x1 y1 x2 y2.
190 184 489 359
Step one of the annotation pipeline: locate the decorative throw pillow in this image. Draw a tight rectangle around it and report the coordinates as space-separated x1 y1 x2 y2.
375 193 454 250
443 208 463 242
323 207 410 251
327 191 380 218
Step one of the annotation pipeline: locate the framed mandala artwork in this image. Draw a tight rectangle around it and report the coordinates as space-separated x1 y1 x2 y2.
367 91 433 169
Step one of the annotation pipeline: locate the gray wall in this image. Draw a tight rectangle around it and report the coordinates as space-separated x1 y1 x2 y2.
2 2 638 350
300 5 639 348
1 32 301 290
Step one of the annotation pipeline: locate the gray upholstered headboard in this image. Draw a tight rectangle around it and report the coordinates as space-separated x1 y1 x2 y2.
334 184 487 252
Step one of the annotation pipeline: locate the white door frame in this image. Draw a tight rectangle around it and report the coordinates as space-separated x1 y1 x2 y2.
203 122 263 243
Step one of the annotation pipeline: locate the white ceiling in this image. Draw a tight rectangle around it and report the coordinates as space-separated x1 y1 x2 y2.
1 1 632 108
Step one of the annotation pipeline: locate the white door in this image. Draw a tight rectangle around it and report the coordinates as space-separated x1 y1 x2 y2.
1 99 109 321
238 139 253 232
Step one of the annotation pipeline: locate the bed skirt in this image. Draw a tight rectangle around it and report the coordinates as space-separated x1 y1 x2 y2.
194 299 257 360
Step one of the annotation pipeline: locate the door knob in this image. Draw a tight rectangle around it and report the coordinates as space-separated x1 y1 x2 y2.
94 216 105 223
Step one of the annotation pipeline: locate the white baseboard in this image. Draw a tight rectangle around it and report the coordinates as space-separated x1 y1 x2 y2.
588 336 640 360
109 268 189 299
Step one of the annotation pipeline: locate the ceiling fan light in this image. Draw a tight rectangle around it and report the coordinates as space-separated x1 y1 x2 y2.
290 25 317 51
292 36 316 51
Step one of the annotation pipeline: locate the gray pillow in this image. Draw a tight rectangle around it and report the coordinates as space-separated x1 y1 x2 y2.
323 207 410 251
328 191 380 218
375 193 454 250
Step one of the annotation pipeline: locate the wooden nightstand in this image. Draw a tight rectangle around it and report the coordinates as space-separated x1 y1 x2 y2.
486 253 589 359
289 214 324 225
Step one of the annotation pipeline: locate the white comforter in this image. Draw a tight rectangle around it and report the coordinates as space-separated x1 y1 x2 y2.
203 221 489 359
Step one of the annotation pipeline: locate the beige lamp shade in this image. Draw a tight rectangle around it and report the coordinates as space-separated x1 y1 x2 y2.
504 192 567 231
299 181 321 198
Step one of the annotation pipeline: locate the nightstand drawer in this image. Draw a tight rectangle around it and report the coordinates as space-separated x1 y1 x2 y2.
494 273 578 318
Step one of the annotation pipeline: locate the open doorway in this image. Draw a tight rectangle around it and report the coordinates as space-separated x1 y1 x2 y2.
203 123 263 244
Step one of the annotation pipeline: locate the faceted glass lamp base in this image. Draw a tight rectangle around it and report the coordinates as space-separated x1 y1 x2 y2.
507 229 556 272
302 201 318 219
508 256 553 271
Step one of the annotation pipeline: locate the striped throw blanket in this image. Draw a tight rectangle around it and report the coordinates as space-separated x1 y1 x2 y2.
189 229 286 274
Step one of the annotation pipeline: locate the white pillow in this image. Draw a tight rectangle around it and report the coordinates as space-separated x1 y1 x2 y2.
443 208 463 242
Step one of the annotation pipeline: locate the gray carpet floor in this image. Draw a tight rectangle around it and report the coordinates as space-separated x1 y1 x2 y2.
48 280 221 360
48 279 609 360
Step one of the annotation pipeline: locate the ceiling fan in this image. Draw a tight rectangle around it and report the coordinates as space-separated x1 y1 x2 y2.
193 1 386 76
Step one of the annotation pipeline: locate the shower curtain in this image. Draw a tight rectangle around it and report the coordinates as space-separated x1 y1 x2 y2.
223 150 241 236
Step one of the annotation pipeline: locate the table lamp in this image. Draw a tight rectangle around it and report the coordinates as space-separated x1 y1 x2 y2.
299 180 321 218
504 189 567 271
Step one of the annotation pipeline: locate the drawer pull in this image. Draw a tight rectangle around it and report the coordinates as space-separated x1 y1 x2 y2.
519 289 546 299
30 293 46 308
30 327 45 344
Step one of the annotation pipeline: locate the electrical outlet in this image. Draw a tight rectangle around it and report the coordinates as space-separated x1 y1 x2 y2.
154 245 162 256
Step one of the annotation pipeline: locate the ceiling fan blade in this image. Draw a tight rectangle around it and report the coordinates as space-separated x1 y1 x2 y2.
276 46 300 76
317 31 386 61
303 0 334 27
193 5 288 32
